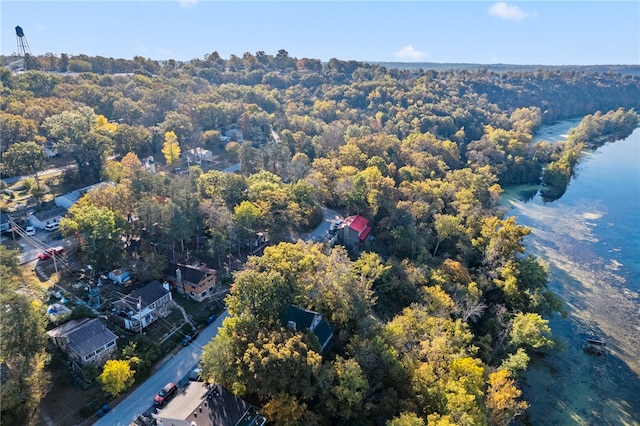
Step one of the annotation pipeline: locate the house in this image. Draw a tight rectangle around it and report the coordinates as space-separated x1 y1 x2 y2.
113 281 173 332
143 156 156 174
54 182 113 209
224 127 243 142
28 206 67 230
283 305 334 355
184 147 215 165
338 215 372 248
154 382 266 426
46 318 118 367
165 263 217 302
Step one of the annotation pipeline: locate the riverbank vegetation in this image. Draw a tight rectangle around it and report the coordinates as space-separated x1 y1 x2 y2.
1 52 639 424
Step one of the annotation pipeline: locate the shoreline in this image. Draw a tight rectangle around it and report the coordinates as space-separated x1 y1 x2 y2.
507 130 640 425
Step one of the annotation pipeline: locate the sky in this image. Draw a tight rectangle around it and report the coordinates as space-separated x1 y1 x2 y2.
1 1 639 66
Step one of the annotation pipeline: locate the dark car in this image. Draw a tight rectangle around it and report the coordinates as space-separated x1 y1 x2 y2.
181 331 199 346
154 382 177 406
188 367 202 382
206 314 217 325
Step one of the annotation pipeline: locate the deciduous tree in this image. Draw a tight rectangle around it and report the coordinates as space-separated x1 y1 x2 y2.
161 131 181 167
1 141 48 184
98 359 135 397
486 369 528 426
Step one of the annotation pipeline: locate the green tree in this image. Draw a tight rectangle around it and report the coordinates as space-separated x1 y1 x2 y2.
263 393 317 426
433 214 464 257
510 312 554 351
113 124 152 157
225 268 290 325
98 359 135 397
0 250 49 425
1 141 48 184
324 356 369 420
60 204 123 269
42 107 112 184
241 329 322 399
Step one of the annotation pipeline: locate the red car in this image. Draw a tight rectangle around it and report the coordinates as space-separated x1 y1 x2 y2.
38 246 64 260
154 382 178 406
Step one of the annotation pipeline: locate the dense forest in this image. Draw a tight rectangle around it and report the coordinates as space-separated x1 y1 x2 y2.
1 50 639 425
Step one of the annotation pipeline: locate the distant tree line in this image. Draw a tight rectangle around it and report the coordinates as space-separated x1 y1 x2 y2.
1 51 638 425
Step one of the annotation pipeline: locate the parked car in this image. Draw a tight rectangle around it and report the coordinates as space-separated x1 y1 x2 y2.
45 222 59 232
38 246 65 260
206 314 217 325
181 330 199 346
154 382 178 406
188 367 202 382
25 225 36 236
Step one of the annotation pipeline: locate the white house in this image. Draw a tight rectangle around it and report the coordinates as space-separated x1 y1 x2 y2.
29 206 67 230
54 182 113 209
184 147 215 165
113 281 173 332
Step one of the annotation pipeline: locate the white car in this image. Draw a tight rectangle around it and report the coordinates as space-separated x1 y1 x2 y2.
25 225 36 236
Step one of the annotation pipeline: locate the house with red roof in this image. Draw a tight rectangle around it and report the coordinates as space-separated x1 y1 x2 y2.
339 215 372 248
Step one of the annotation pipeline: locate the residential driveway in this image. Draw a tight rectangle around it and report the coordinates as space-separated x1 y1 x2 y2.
304 207 342 243
93 310 229 426
19 232 71 264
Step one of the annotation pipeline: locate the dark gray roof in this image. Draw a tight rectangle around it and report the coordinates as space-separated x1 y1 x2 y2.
313 320 335 353
166 263 215 285
46 318 117 358
32 206 67 222
156 382 264 426
283 305 316 330
282 306 334 355
122 280 170 309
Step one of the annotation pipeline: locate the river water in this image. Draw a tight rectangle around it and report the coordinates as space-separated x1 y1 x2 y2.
501 123 640 425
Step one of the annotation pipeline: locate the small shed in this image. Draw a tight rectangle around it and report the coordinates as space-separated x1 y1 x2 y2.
108 269 132 286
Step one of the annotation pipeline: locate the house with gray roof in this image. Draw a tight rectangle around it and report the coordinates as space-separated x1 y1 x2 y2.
54 182 113 209
28 206 67 229
283 306 334 355
113 280 173 332
165 262 217 302
154 382 265 426
46 318 118 367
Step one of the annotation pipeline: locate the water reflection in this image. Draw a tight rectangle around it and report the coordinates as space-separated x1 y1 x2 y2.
505 125 640 425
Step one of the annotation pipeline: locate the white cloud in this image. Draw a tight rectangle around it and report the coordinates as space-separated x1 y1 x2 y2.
489 2 528 21
394 45 427 61
178 0 197 8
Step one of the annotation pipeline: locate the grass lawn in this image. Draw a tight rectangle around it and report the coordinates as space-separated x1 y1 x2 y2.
171 289 226 326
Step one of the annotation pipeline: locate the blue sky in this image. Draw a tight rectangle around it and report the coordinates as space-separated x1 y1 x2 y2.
2 1 639 65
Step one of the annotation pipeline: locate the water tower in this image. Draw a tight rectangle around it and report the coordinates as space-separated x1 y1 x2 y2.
15 25 32 57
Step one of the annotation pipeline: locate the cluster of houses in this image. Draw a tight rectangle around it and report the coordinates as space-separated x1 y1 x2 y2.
34 177 372 425
45 275 327 426
43 212 370 369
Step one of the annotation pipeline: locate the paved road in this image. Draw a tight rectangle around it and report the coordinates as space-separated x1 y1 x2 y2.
304 207 342 243
1 163 76 186
93 310 229 426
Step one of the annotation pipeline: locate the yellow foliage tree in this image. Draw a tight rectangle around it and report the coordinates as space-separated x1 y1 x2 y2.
162 131 181 167
98 359 135 397
486 369 528 426
96 114 117 133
